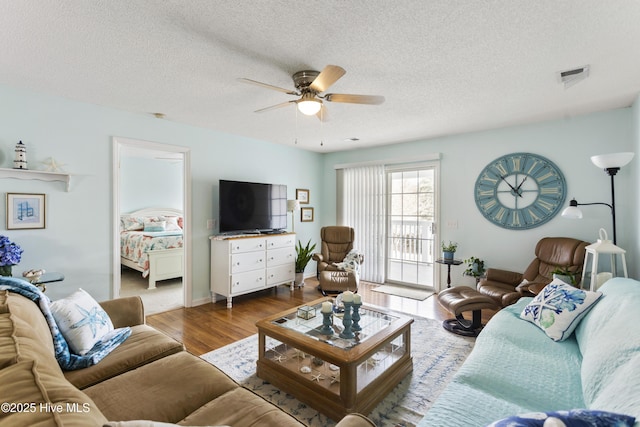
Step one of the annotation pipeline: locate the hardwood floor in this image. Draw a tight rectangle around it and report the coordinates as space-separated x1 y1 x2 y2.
146 279 497 356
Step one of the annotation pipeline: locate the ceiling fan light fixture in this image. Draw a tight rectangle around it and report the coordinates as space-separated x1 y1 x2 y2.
297 93 322 116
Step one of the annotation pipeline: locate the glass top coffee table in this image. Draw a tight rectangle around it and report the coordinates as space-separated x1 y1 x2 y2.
255 297 413 421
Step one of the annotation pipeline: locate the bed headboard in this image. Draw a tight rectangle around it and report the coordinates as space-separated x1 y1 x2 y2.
125 207 183 217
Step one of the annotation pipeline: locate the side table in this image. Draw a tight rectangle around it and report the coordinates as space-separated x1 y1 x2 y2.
435 259 463 288
29 272 65 292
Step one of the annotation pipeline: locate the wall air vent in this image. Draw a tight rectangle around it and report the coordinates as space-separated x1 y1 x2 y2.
557 65 590 88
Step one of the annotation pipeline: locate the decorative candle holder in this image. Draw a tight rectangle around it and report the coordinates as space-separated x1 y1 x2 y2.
351 301 362 331
320 311 334 335
340 301 355 339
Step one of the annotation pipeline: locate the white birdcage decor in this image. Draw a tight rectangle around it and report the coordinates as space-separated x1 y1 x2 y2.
581 228 628 292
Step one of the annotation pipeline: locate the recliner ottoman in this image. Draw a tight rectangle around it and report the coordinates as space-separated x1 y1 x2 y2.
318 270 359 294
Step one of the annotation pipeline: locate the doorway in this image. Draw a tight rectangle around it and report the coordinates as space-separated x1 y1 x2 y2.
112 137 192 313
386 166 437 289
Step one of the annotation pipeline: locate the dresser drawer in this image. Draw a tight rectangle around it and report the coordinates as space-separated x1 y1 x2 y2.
267 247 295 267
231 251 265 274
266 234 295 250
267 264 295 285
231 270 265 293
230 238 266 254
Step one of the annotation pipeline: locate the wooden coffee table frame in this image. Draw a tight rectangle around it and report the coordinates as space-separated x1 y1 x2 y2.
256 298 413 421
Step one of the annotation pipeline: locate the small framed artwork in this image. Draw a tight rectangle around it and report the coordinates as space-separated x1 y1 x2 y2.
296 188 310 204
6 193 46 230
301 207 314 222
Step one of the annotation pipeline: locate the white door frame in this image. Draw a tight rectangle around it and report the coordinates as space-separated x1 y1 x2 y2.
112 136 193 306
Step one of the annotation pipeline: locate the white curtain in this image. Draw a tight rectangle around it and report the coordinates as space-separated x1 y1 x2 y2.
342 165 385 283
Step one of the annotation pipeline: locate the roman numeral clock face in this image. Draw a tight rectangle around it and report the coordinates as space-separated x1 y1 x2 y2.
474 153 566 229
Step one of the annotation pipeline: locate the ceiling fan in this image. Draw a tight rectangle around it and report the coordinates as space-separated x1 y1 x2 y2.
238 65 384 120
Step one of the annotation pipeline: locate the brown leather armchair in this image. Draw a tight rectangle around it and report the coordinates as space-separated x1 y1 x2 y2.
477 237 589 307
312 226 364 293
313 226 357 276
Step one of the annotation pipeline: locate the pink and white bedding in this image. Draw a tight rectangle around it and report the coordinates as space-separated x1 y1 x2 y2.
120 214 184 277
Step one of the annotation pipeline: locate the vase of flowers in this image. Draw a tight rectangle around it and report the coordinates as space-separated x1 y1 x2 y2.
0 236 23 277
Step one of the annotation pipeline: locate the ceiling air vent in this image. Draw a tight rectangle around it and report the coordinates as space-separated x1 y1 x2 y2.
558 65 590 88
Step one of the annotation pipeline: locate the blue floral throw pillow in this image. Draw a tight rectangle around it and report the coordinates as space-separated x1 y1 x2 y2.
487 408 636 426
520 279 602 341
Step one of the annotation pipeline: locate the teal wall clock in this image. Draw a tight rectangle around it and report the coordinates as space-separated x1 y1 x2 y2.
474 152 566 229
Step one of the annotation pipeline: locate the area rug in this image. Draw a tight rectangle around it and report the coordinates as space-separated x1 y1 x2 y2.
371 284 434 301
200 315 474 427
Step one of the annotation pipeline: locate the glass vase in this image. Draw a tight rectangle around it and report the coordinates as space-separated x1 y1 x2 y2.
0 265 12 277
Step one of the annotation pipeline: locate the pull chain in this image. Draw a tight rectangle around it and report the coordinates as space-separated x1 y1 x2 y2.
320 107 324 147
294 106 299 144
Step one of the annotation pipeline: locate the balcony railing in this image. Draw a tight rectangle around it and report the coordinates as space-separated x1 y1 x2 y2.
388 220 435 263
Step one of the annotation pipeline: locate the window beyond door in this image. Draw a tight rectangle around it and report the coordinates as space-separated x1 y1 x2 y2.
386 168 436 288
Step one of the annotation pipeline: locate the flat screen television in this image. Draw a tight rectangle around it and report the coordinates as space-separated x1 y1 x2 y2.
219 180 287 233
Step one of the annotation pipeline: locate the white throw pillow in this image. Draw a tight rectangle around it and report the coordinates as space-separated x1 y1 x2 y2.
520 279 602 341
50 289 114 355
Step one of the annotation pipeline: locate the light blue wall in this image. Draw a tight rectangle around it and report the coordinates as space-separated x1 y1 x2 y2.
2 82 636 300
120 156 183 213
322 108 637 285
0 84 323 303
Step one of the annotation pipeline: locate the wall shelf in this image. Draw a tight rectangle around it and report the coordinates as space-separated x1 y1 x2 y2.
0 168 71 191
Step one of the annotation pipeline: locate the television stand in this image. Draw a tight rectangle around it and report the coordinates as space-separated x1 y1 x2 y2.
210 233 296 308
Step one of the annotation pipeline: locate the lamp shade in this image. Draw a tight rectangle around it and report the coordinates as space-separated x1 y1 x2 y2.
561 205 583 219
590 152 634 169
287 199 300 212
297 93 322 115
561 199 582 219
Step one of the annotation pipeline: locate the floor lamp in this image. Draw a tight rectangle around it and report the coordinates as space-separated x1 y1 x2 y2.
561 152 634 245
287 200 300 232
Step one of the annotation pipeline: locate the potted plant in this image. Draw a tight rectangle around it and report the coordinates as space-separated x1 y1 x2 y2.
551 266 579 286
464 256 486 280
295 239 317 286
441 241 458 260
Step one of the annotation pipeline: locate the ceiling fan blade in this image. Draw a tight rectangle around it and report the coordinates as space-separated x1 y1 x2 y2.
238 78 298 95
254 100 296 113
309 65 346 93
324 93 385 105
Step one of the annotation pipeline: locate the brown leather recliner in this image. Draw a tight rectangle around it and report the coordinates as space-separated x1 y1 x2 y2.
313 226 357 276
477 237 589 307
312 226 364 293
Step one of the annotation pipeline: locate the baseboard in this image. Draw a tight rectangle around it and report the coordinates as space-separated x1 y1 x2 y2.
192 296 213 307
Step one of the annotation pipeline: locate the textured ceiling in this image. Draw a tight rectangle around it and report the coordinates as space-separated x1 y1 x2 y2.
1 1 639 152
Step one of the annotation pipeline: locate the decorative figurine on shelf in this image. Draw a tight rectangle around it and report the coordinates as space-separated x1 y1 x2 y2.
13 141 28 170
41 157 67 173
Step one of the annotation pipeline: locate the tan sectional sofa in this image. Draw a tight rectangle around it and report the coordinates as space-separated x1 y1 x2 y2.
0 290 375 426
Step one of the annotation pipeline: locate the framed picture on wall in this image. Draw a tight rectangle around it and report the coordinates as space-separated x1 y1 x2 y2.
6 193 46 230
296 189 310 204
301 207 314 222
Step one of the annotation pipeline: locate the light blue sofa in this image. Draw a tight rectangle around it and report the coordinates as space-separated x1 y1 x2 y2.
419 278 640 426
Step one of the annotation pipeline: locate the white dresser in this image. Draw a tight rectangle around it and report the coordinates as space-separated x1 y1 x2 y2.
210 233 296 308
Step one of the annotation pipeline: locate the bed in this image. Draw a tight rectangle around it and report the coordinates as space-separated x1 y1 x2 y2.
120 207 184 289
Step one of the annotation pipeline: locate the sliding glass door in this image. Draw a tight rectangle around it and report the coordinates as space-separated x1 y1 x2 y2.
386 167 436 288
